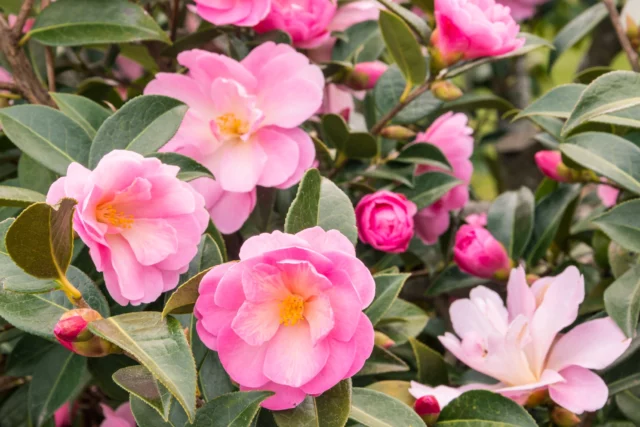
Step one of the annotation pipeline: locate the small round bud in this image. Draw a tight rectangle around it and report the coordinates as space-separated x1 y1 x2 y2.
380 125 416 140
414 395 440 425
54 309 116 357
431 81 463 101
374 331 395 349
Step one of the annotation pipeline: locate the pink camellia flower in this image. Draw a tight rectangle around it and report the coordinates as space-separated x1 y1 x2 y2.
411 112 474 245
46 150 209 305
54 403 72 427
144 43 320 195
100 402 135 427
433 0 524 63
598 184 620 208
355 191 417 253
534 150 577 182
414 395 441 425
345 61 388 91
194 227 375 410
497 0 550 21
409 266 632 414
54 309 116 357
453 225 512 279
193 0 270 26
465 212 487 227
318 84 354 122
254 0 337 49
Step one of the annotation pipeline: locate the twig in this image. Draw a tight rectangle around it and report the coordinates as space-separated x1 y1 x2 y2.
370 81 433 135
0 81 20 93
11 0 34 40
41 0 56 92
170 0 180 42
603 0 640 72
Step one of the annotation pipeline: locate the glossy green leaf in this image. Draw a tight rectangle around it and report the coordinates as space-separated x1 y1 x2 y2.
357 345 410 376
409 338 448 386
193 391 273 427
149 153 214 182
615 391 640 425
89 312 197 421
379 10 426 86
561 132 640 195
0 385 29 427
366 381 414 407
515 84 585 122
594 201 640 253
0 105 92 174
0 185 45 207
5 335 56 376
273 380 352 427
426 265 487 296
0 253 58 294
437 390 537 427
163 269 211 317
395 143 451 170
349 388 426 427
113 365 172 420
318 178 358 245
375 0 430 41
285 169 322 235
361 165 415 187
377 298 429 345
50 93 111 139
28 0 170 46
345 133 379 159
605 264 640 338
89 95 187 168
575 66 616 84
365 273 410 326
18 155 59 195
486 187 534 259
525 184 580 266
162 26 225 57
88 355 138 401
130 396 189 427
443 93 514 113
399 172 460 210
198 350 234 402
332 20 383 62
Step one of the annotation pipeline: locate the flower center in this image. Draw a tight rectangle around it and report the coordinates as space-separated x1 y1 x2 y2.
215 113 249 138
279 294 304 326
96 204 133 229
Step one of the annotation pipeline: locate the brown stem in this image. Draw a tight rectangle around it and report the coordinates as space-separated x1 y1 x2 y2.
370 81 432 135
0 16 53 106
11 0 34 40
0 81 20 93
603 0 640 72
170 0 180 42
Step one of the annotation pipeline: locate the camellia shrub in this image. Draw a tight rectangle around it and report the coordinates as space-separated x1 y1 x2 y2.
1 0 640 425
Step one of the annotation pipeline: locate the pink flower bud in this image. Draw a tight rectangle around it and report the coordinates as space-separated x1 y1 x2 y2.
534 150 576 182
345 61 388 90
414 395 440 425
54 309 116 357
453 225 512 279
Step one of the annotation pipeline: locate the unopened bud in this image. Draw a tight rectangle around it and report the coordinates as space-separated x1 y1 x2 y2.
627 16 640 49
414 395 440 425
380 125 416 140
429 30 464 72
374 331 395 349
551 407 580 427
345 61 388 91
54 309 116 357
534 151 581 183
431 81 463 101
524 388 547 407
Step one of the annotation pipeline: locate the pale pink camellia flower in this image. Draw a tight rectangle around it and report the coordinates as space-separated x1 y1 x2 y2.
411 112 474 245
597 184 620 208
254 0 337 49
144 43 320 195
433 0 524 63
453 225 511 279
496 0 550 21
46 150 209 306
194 227 375 410
465 212 487 227
409 266 632 414
355 190 417 253
100 402 136 427
193 0 270 27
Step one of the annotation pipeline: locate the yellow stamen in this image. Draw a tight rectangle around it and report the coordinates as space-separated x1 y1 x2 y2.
215 113 249 137
96 204 134 229
279 294 304 326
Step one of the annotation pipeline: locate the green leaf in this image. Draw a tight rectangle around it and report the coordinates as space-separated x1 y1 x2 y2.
0 385 29 427
361 165 415 187
375 0 431 41
18 155 59 195
358 345 410 376
594 200 640 253
5 335 56 376
88 355 138 401
549 3 609 68
6 199 76 279
332 20 383 62
163 269 211 317
318 178 358 245
437 390 537 427
366 381 414 407
409 338 448 386
349 388 426 427
345 133 379 159
198 350 234 402
399 172 460 210
442 93 514 114
192 391 273 427
0 185 45 207
28 346 88 427
273 380 352 427
395 143 451 170
426 265 487 296
28 0 170 46
563 71 640 136
365 273 410 326
604 264 640 338
89 95 188 168
525 184 580 266
88 312 197 421
486 187 534 259
285 169 322 235
113 365 172 420
615 391 640 425
379 10 426 86
149 153 214 182
377 298 429 345
561 132 640 195
321 114 350 152
515 84 585 122
0 105 92 175
130 396 189 427
0 253 58 294
162 26 225 58
50 93 111 139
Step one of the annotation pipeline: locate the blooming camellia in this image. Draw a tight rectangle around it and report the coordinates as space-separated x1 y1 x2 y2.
411 112 474 244
433 0 524 63
192 0 270 26
453 225 512 279
46 150 209 305
194 227 375 410
497 0 551 21
410 266 631 414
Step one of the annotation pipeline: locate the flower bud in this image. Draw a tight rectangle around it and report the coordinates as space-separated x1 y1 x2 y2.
414 395 440 425
431 81 463 101
551 407 580 427
454 225 512 279
54 309 116 357
524 388 547 407
374 331 395 349
380 125 416 140
344 61 388 90
534 151 580 183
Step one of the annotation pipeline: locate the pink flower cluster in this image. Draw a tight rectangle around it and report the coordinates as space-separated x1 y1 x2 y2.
194 227 375 410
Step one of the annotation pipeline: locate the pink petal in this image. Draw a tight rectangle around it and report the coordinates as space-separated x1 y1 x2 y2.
239 230 310 260
506 266 536 323
300 337 357 395
214 260 257 310
240 382 307 411
120 219 178 266
217 326 270 388
232 300 282 346
242 263 290 303
253 128 300 188
324 251 375 309
549 366 609 414
304 294 335 345
344 313 375 378
275 127 316 189
144 73 214 116
325 269 362 342
296 227 356 257
278 260 333 300
209 141 267 192
415 206 451 245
